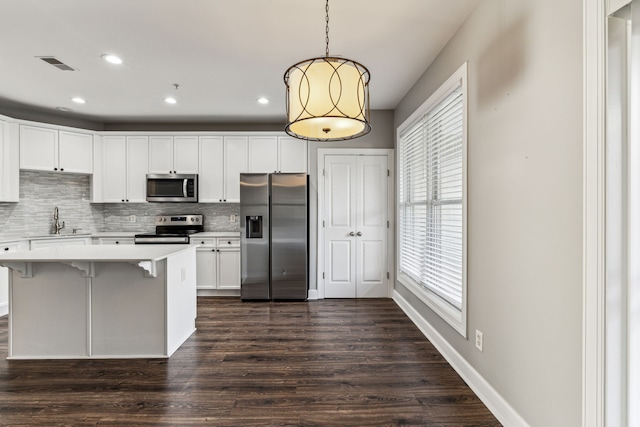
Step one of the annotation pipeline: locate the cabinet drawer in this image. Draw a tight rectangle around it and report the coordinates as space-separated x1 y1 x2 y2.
98 238 135 245
191 238 216 247
217 238 240 248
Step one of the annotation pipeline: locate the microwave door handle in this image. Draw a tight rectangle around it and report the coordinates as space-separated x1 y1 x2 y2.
183 179 188 197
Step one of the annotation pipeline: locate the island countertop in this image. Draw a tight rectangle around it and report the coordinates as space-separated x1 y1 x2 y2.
0 244 194 263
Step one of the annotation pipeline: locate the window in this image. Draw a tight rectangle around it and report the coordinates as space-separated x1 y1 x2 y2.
397 63 467 336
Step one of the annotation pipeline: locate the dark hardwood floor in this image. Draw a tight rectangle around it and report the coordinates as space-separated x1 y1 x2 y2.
0 298 501 426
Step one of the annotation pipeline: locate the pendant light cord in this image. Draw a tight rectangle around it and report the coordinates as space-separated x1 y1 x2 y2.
325 0 330 57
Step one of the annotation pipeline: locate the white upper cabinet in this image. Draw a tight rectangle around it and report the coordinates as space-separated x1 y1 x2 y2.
223 136 248 203
102 136 148 203
198 136 224 203
149 135 198 174
19 124 93 174
0 119 19 202
248 135 307 173
278 136 307 173
248 136 278 173
199 136 247 203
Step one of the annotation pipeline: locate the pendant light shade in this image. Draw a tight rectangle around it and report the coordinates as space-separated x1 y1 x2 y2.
284 0 371 141
285 57 370 141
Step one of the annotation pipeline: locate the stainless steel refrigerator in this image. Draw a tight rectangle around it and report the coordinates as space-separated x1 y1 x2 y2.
240 173 308 300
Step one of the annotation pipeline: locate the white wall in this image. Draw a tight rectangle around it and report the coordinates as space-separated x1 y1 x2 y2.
394 1 583 425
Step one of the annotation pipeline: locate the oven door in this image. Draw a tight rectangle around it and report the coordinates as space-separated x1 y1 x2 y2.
146 174 198 202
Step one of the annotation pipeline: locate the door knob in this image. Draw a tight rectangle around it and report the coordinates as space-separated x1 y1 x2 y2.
356 231 362 236
349 231 355 236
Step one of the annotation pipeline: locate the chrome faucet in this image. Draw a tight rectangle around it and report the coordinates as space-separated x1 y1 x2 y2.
53 207 65 234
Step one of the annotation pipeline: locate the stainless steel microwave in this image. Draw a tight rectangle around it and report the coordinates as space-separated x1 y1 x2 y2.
146 174 198 203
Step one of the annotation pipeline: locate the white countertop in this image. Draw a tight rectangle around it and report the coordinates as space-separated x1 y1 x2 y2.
0 244 195 263
0 231 239 245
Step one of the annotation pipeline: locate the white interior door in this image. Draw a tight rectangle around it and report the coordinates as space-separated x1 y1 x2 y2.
323 154 389 298
324 155 357 298
356 155 388 297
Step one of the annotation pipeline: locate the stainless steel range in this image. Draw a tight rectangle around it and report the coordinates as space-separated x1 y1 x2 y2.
134 214 204 244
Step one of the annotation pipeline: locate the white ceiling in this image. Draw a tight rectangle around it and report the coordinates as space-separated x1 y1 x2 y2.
0 0 478 124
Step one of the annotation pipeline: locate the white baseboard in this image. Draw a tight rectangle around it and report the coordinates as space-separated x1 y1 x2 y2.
307 289 319 300
0 302 7 317
393 290 529 427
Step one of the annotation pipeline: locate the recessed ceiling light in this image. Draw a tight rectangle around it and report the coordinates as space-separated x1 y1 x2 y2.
257 97 269 105
56 107 74 112
101 54 122 64
71 97 86 104
164 97 177 104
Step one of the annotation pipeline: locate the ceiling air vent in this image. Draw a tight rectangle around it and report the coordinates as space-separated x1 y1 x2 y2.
38 56 76 71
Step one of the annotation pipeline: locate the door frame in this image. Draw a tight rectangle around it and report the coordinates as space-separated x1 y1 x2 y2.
316 148 395 300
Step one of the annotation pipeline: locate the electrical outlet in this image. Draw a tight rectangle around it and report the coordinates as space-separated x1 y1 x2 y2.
475 329 483 352
129 215 136 223
230 214 236 223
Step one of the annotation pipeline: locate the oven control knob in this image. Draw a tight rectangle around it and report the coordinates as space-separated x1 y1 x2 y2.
191 217 194 222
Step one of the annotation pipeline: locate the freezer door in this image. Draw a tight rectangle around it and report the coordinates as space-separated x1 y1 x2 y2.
240 173 270 300
270 173 308 300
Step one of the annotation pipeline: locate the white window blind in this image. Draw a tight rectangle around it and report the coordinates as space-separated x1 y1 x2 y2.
397 64 467 333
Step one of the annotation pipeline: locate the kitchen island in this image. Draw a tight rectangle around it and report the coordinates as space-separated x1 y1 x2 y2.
0 244 197 359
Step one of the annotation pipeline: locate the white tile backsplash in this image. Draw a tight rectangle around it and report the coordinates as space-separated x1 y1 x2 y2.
0 171 240 238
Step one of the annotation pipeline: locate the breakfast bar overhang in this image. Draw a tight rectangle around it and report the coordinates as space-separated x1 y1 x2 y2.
0 245 197 359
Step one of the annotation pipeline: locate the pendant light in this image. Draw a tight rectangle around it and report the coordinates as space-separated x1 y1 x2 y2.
284 0 371 141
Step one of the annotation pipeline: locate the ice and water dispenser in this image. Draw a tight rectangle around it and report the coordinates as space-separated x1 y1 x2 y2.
246 216 263 238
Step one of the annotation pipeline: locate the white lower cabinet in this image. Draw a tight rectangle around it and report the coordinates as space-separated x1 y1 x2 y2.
192 237 240 290
1 241 29 317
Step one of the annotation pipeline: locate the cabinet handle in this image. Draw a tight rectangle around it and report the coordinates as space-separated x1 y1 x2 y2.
54 167 58 171
201 241 205 244
121 199 125 202
356 231 362 236
349 231 355 236
4 247 9 251
61 168 64 171
126 199 129 202
115 241 120 244
227 241 231 245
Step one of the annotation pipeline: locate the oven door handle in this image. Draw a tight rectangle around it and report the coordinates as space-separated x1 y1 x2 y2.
183 179 188 198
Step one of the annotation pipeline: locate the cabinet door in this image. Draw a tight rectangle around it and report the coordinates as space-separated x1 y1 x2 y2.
126 136 149 202
173 136 199 173
196 248 217 289
1 241 28 316
148 136 174 174
278 136 307 173
223 136 248 203
218 249 240 290
0 120 19 202
19 125 58 171
58 131 93 174
199 136 224 202
102 136 127 203
248 136 278 173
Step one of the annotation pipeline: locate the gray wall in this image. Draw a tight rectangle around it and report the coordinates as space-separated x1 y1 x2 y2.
394 1 583 426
